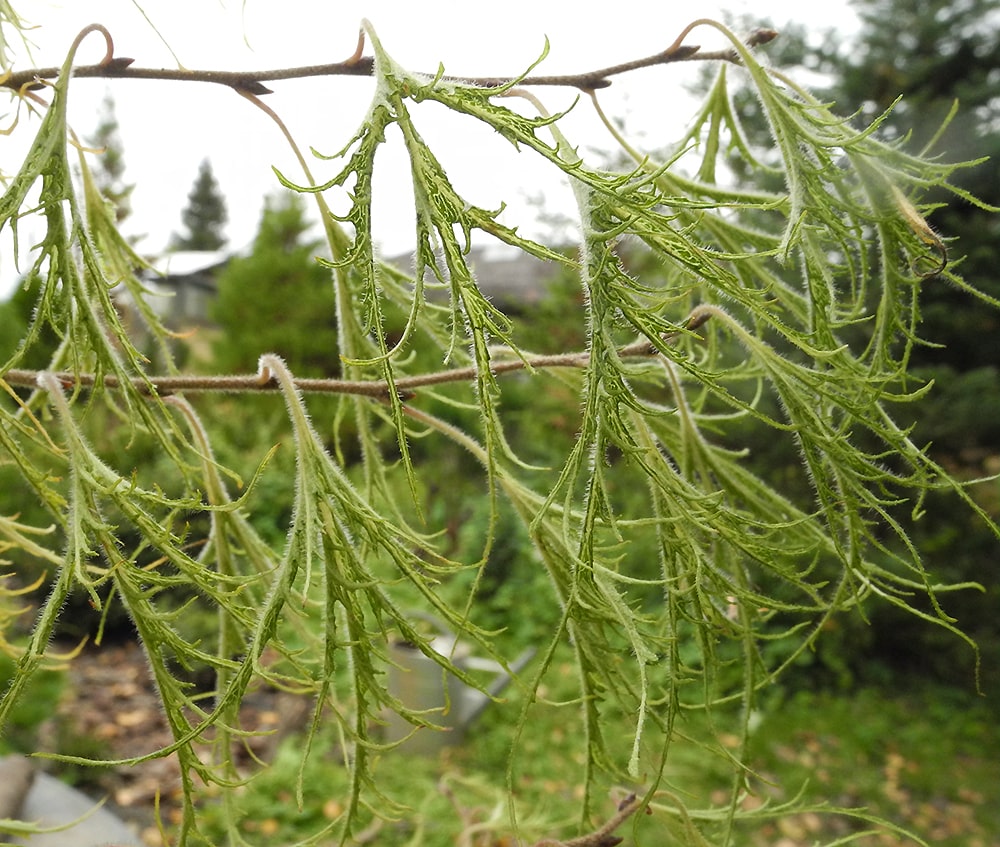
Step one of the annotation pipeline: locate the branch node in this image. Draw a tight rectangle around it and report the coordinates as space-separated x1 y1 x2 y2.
747 28 779 48
233 79 273 95
665 44 701 60
103 56 135 73
685 305 714 333
578 77 613 91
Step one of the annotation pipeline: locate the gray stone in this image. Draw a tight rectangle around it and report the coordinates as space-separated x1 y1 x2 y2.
0 756 141 847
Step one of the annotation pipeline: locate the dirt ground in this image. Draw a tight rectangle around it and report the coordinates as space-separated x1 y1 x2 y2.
38 641 309 846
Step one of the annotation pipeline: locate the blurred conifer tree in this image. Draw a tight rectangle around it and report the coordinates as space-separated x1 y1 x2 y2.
85 92 134 226
170 158 228 251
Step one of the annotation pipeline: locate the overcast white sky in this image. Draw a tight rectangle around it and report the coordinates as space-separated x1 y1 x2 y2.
1 0 861 294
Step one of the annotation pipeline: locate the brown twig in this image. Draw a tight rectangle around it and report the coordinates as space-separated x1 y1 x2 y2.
0 346 618 401
3 369 396 398
2 310 710 400
533 793 646 847
2 21 776 95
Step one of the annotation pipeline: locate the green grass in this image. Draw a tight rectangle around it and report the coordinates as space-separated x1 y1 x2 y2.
196 659 1000 846
744 685 1000 847
0 650 65 754
3 631 993 846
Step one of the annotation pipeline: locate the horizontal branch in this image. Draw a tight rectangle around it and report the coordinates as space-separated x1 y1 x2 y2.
1 350 610 401
3 315 709 401
2 23 776 95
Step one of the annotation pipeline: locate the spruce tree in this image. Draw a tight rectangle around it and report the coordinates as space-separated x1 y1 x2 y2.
170 158 228 251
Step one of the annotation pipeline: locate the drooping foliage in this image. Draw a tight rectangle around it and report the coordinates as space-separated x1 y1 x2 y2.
0 12 997 847
712 0 1000 688
765 0 1000 372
